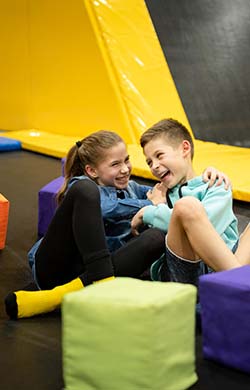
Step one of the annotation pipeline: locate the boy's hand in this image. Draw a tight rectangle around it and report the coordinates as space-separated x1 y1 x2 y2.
202 166 231 190
147 182 167 205
131 207 147 236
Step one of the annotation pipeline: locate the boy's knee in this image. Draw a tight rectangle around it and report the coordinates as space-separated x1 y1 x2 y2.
173 197 203 221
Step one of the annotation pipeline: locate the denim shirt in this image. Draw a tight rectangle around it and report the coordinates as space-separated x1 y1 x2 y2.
69 175 153 251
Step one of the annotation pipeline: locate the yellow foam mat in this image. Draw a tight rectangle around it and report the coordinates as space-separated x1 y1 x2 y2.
3 130 250 202
2 130 77 159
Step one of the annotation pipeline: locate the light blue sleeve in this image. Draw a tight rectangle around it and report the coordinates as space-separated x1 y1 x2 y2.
143 204 171 233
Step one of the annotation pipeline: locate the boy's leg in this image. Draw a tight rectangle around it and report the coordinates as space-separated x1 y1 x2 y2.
112 228 166 277
167 197 240 272
5 180 114 319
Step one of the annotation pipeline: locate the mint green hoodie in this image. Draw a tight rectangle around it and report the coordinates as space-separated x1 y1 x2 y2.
143 176 238 250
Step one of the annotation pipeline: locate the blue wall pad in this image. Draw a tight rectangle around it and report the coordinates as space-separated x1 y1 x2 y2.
0 137 21 151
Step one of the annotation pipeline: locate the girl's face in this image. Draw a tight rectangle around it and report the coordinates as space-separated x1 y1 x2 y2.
86 142 132 189
143 136 192 189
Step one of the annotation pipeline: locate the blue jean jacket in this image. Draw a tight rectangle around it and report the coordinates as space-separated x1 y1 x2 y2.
99 180 152 251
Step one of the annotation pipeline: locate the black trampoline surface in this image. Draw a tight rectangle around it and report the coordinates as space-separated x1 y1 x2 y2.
0 150 250 389
145 0 250 148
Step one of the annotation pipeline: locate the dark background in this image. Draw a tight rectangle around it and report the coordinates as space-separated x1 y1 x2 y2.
145 0 250 147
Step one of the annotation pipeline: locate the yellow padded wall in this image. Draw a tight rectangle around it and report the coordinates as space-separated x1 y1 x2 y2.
86 0 193 139
0 0 191 143
0 0 31 129
26 0 136 143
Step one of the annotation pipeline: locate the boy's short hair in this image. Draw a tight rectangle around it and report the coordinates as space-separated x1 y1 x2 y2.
140 118 194 160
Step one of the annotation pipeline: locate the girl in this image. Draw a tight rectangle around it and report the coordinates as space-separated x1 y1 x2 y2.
5 130 230 319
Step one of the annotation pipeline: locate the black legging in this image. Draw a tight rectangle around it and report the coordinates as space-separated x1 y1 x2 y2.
35 179 165 289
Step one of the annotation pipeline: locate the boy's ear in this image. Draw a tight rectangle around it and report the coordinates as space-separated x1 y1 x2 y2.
182 140 192 156
85 164 98 179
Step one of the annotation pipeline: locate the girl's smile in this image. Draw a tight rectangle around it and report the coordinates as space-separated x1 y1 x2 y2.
86 142 132 189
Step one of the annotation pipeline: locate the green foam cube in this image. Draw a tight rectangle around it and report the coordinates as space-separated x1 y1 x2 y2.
62 278 197 390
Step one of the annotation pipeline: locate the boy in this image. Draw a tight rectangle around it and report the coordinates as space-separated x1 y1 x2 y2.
131 118 250 285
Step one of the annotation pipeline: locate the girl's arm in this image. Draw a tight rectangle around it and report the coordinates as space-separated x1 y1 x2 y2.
101 191 152 219
100 180 166 220
202 166 231 189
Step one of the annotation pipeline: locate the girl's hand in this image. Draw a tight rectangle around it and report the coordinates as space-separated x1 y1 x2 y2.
131 208 146 236
147 182 167 205
202 166 231 189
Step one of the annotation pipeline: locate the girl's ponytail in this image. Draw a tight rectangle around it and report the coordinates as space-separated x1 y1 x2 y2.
56 143 84 204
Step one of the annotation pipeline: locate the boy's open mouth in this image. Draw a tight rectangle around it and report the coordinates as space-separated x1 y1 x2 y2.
160 170 170 180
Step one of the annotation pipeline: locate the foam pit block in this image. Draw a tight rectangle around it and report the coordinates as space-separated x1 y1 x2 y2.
38 176 64 236
0 194 10 249
0 136 21 152
63 277 197 390
199 266 250 373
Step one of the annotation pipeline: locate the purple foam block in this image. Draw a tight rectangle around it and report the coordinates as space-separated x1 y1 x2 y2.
199 265 250 373
38 176 64 237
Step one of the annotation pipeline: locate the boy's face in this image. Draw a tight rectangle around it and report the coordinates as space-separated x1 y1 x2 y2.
143 136 190 188
86 142 132 189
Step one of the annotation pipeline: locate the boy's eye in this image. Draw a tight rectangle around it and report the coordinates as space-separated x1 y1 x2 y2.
146 160 152 167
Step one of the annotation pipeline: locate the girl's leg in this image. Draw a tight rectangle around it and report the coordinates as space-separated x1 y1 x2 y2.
5 180 114 319
112 228 166 277
36 179 114 289
167 197 241 271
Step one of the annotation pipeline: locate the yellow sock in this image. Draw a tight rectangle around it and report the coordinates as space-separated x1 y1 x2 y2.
5 275 115 319
5 277 84 319
94 276 115 284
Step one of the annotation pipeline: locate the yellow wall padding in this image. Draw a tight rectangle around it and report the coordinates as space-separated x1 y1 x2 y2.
0 0 192 142
0 1 30 129
193 141 250 202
